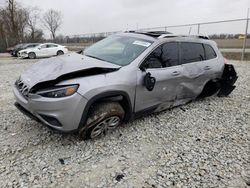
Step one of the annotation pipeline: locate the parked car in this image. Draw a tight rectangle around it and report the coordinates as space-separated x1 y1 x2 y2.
18 43 68 59
11 43 40 57
11 43 27 57
13 31 237 139
6 46 15 53
17 43 40 57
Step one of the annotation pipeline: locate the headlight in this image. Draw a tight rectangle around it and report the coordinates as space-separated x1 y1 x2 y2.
36 85 79 98
21 51 27 54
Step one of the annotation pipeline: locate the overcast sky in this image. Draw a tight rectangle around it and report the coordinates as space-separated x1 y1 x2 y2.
1 0 250 36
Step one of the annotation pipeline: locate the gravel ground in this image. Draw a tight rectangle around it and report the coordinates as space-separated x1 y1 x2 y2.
0 58 249 188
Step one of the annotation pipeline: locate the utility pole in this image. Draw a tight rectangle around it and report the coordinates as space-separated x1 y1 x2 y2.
241 8 249 61
197 24 200 34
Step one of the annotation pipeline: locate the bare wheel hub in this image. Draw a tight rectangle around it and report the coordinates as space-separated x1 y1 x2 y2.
90 116 120 138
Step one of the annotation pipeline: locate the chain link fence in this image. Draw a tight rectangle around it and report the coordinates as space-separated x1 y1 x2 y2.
66 18 250 60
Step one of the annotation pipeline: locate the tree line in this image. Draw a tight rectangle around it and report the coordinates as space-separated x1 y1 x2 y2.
0 0 62 52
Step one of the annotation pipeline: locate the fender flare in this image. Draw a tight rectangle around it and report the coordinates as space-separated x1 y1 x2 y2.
78 91 133 130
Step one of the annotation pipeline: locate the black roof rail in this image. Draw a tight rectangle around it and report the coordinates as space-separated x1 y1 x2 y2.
160 34 210 40
126 31 172 38
125 31 209 40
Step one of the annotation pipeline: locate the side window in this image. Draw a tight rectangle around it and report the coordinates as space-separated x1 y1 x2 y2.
161 42 179 67
47 44 58 48
181 42 205 64
204 44 217 60
40 45 46 49
144 42 179 69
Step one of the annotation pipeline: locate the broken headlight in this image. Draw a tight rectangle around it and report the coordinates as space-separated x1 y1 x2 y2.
36 85 79 98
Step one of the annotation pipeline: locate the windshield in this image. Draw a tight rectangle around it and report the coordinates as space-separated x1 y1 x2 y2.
84 35 152 66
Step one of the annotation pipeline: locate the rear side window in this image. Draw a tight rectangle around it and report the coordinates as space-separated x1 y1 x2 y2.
181 42 205 64
47 44 58 48
204 44 217 60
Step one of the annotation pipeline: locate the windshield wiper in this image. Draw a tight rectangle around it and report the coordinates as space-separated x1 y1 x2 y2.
85 54 106 62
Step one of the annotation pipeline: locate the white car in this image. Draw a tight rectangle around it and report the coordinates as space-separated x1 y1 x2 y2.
18 43 68 59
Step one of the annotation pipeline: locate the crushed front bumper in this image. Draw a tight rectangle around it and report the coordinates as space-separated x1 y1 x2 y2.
18 53 28 59
13 85 87 132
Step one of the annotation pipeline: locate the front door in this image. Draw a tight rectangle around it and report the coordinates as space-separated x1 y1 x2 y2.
37 45 49 57
135 42 182 113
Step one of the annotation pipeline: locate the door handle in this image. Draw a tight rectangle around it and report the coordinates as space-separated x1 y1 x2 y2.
204 66 211 70
171 71 180 76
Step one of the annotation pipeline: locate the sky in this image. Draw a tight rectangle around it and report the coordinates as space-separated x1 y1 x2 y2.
1 0 250 37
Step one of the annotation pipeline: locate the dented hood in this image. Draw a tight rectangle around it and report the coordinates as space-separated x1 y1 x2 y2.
20 53 121 88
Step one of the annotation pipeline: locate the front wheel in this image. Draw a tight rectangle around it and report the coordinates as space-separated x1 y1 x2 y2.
79 102 125 140
57 50 64 56
28 52 36 59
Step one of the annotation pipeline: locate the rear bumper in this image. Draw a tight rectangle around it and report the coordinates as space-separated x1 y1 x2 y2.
218 64 238 97
13 85 87 133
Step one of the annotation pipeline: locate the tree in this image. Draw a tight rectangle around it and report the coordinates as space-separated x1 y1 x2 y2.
43 9 62 40
27 7 41 40
1 0 28 43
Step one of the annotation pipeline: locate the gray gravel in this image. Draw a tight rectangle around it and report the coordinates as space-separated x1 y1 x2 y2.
0 58 249 188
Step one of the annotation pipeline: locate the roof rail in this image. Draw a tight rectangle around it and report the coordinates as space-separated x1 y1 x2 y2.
125 31 209 40
126 31 172 38
159 34 209 40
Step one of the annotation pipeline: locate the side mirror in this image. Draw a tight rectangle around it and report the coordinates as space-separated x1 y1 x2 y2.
38 47 41 50
143 72 156 91
140 57 150 71
77 50 83 54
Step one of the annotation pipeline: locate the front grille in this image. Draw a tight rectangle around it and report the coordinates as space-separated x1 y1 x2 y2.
15 78 29 98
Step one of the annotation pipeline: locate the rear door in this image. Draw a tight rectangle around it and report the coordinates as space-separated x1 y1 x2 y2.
203 43 221 79
175 42 207 103
135 42 183 113
46 44 58 56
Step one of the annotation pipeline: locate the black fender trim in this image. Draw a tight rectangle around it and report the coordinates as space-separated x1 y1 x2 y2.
78 91 133 130
217 64 238 97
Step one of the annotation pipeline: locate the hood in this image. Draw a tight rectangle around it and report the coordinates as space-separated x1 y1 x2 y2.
20 53 121 90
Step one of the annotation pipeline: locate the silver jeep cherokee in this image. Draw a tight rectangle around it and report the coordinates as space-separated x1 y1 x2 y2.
13 31 237 139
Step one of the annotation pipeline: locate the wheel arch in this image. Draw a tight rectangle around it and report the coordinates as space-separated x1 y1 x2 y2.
197 79 220 98
28 51 36 58
78 91 133 130
57 50 64 55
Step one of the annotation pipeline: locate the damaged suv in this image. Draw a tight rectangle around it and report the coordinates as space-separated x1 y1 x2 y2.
13 31 237 139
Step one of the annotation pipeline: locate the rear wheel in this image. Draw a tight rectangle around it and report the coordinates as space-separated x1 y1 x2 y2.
57 50 64 56
79 102 125 140
28 52 36 59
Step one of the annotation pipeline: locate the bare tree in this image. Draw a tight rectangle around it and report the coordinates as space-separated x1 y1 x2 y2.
43 9 62 40
1 0 28 43
27 7 41 40
16 7 28 41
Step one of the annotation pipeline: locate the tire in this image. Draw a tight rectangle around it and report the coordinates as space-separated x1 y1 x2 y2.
57 50 64 56
79 102 125 140
28 52 36 59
